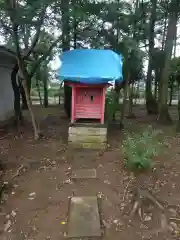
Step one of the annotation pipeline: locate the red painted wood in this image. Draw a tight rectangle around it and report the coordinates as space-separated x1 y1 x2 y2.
76 88 102 104
68 82 109 124
75 87 102 120
101 87 106 124
71 86 75 123
75 104 101 119
65 82 111 88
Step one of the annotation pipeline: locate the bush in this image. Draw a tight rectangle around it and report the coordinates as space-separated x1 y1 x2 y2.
122 126 162 172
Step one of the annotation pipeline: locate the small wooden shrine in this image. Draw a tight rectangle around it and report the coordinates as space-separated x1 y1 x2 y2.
57 49 123 148
66 82 109 124
66 82 109 148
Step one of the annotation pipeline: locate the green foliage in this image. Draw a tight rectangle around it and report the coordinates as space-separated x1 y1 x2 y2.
129 48 145 82
169 57 180 84
31 87 61 97
105 89 120 121
122 126 162 172
0 0 173 102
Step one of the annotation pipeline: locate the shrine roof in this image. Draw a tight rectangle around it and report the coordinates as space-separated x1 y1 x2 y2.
57 49 123 84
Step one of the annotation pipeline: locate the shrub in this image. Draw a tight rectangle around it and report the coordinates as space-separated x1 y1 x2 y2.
122 126 162 172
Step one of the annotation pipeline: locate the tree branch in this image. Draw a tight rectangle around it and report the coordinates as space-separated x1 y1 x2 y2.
24 6 47 58
11 22 21 60
7 0 27 77
23 25 30 49
29 36 61 79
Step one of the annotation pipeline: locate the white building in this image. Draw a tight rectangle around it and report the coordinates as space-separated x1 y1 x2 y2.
0 46 16 123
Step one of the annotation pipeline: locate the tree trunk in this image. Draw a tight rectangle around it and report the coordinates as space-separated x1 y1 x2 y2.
43 77 48 108
20 77 31 109
59 93 61 105
11 63 23 126
127 84 135 118
158 0 178 124
135 80 140 105
169 6 177 108
176 83 180 131
176 99 180 131
18 59 40 139
169 80 174 106
59 82 63 105
20 83 28 109
120 74 129 128
112 81 121 121
154 68 159 100
61 0 71 118
161 5 168 51
158 6 168 104
146 0 158 114
36 81 43 107
64 84 72 118
21 77 40 139
168 18 177 107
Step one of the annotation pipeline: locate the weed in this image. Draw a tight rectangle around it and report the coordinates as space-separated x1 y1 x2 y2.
122 126 162 171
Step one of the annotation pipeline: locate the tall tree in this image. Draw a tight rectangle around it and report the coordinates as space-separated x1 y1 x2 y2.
11 63 23 126
0 0 60 138
146 0 158 114
158 0 179 123
61 0 71 118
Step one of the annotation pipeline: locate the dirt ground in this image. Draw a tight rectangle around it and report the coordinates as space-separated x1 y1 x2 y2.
0 105 180 240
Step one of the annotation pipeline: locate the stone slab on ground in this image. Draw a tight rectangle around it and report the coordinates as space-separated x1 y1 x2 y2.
71 169 97 179
67 196 101 238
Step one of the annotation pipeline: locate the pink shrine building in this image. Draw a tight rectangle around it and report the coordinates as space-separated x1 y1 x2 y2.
65 82 109 124
57 49 123 148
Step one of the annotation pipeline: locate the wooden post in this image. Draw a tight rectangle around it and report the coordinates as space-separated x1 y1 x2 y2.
101 86 106 124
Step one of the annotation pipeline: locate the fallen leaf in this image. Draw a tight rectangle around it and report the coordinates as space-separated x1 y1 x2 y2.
29 192 36 197
61 221 66 225
64 179 71 184
104 180 110 185
102 220 111 229
4 220 11 232
28 198 35 200
113 219 118 224
11 210 16 218
144 215 152 222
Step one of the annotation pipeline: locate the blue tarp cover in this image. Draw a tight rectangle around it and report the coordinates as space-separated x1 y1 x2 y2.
57 49 123 84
